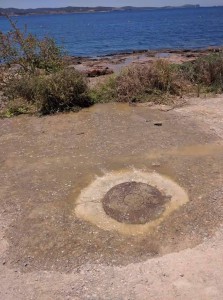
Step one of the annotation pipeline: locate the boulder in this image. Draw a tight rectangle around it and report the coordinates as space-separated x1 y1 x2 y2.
84 66 114 77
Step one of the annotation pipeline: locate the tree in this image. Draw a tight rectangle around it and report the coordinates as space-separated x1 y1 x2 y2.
0 15 64 74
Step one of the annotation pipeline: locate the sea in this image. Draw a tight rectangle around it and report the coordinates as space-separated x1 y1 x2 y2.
0 7 223 57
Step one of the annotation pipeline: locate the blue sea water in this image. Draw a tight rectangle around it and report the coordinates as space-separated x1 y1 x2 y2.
0 7 223 57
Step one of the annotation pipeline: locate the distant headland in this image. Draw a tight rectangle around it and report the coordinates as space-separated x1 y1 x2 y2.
0 5 202 16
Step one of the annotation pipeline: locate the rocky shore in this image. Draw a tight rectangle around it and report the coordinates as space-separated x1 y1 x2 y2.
66 46 223 79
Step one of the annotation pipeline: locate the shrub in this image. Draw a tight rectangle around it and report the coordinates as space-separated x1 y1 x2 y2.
91 60 189 103
5 74 39 102
0 16 63 74
2 98 35 117
5 68 92 115
89 75 117 103
38 69 92 114
0 17 93 116
181 53 223 92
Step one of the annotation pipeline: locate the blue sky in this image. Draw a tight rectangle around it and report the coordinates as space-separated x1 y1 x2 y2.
0 0 222 9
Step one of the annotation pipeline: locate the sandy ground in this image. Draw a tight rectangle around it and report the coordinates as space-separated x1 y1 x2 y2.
0 95 223 299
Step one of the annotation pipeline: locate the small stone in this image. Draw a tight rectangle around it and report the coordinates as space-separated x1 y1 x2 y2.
152 162 161 167
154 122 163 126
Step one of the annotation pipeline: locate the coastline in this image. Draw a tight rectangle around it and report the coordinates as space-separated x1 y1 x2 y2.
65 46 223 78
0 5 202 17
66 46 223 61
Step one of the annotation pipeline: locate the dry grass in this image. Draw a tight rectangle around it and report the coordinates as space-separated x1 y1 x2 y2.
116 60 188 102
91 60 191 104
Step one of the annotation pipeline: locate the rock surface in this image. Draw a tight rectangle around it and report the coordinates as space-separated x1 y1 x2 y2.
0 96 223 299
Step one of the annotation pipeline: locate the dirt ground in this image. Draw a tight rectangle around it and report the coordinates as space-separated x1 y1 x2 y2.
0 95 223 299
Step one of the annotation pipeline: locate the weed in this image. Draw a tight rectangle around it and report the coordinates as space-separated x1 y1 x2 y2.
89 75 117 103
181 53 223 93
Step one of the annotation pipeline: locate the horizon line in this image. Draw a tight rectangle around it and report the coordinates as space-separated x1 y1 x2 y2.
0 5 214 9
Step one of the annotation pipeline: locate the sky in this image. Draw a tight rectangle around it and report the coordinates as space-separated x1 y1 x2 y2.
0 0 222 9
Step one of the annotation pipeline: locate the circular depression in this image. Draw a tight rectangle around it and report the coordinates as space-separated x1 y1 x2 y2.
75 170 189 235
102 181 170 224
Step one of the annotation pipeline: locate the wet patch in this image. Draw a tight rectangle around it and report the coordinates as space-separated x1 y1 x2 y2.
75 170 189 235
103 181 169 224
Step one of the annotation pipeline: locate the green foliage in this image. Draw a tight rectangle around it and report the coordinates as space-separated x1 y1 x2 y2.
5 74 39 102
118 60 183 101
38 69 92 115
0 16 63 74
3 99 34 117
5 68 91 115
181 53 223 92
92 54 223 105
89 76 117 103
0 16 92 116
91 60 188 104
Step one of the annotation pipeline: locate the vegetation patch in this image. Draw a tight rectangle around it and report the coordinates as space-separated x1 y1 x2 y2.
1 16 223 117
91 60 191 104
91 53 223 105
4 69 91 115
0 17 91 116
181 53 223 94
0 16 63 74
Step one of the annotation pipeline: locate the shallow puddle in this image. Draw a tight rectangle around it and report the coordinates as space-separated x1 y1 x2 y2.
75 169 189 235
147 142 223 159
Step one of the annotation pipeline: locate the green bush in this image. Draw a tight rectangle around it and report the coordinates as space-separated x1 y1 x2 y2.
181 53 223 92
38 69 92 114
5 68 92 115
5 74 39 102
89 75 117 103
117 60 185 101
0 16 95 116
2 98 35 117
91 60 189 103
0 16 63 74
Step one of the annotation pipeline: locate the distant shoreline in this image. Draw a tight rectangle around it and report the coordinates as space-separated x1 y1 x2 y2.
90 46 223 59
0 5 207 17
62 46 223 59
66 45 223 61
